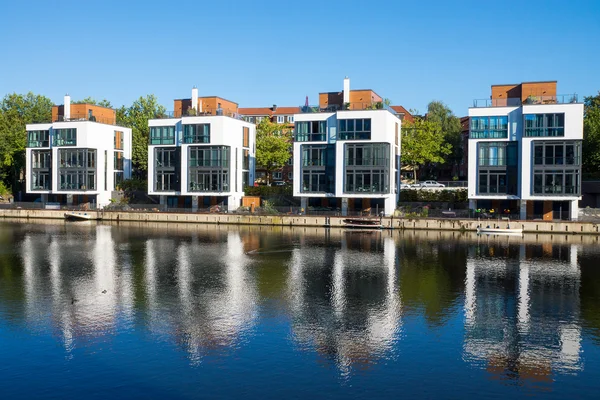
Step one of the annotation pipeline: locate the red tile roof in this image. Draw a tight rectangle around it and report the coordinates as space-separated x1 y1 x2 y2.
238 107 273 116
272 106 301 115
390 105 414 122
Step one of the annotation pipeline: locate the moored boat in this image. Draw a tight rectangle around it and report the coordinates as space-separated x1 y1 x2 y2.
64 212 93 221
343 218 383 229
477 227 523 235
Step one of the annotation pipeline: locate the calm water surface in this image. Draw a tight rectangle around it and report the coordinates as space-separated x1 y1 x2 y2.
1 221 600 399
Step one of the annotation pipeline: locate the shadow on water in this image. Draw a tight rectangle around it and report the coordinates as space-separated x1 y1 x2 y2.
1 220 600 398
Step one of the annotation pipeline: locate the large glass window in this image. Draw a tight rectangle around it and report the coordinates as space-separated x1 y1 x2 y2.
339 119 371 140
27 130 49 147
345 143 389 166
470 116 508 139
183 124 210 144
345 169 389 193
114 152 124 170
478 170 508 194
31 150 51 169
53 128 77 146
533 140 581 165
295 121 327 142
533 169 580 195
57 149 96 191
154 147 179 191
300 144 335 193
477 142 518 166
31 150 51 191
188 146 230 192
524 113 564 137
150 126 175 145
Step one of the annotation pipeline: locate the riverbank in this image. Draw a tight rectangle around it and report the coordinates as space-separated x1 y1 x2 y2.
3 208 600 235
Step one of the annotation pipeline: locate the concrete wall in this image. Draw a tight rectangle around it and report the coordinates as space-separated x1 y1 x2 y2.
3 209 600 235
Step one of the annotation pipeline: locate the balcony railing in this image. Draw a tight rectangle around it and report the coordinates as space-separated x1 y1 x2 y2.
55 114 117 125
472 94 579 108
302 159 326 167
345 157 389 167
154 108 242 119
27 140 49 148
533 185 579 195
299 102 396 113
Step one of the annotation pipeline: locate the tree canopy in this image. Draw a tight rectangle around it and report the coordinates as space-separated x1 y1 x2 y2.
426 101 462 171
116 95 166 177
255 118 291 184
73 97 113 108
401 117 452 180
583 92 600 174
0 92 53 192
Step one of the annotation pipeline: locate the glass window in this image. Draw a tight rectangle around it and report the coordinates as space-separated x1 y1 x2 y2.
154 147 179 191
533 169 580 195
339 118 371 140
477 142 517 166
470 116 508 139
188 146 230 193
27 130 50 147
53 128 77 146
150 126 176 145
295 121 327 141
532 141 581 166
524 113 565 137
183 124 210 144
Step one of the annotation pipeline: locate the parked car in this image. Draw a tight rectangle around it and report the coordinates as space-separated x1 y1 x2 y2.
400 183 411 189
420 181 446 188
410 183 422 188
272 181 287 186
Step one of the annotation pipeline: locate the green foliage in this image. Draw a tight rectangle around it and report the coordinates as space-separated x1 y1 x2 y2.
116 95 166 177
117 178 147 192
260 199 279 214
426 101 462 167
399 189 467 203
243 185 292 196
255 118 291 183
0 92 53 190
0 181 11 196
401 118 452 179
583 92 600 173
73 97 112 108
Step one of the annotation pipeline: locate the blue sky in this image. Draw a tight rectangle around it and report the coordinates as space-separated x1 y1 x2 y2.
1 0 599 116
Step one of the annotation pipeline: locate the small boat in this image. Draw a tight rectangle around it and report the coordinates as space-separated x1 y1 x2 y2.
64 212 93 221
477 227 523 235
343 218 383 229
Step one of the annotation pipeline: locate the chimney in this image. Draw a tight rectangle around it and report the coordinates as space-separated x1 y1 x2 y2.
191 86 198 111
343 77 350 104
273 104 277 111
64 94 71 120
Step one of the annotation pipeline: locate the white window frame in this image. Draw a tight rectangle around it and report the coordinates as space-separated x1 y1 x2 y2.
277 116 284 123
273 171 283 180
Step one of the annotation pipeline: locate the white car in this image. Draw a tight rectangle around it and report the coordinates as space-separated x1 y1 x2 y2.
420 181 446 188
400 183 411 189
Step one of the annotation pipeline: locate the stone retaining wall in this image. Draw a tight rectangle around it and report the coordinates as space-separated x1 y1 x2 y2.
2 209 599 235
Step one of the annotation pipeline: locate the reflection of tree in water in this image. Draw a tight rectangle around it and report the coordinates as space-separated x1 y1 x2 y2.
397 233 467 326
578 246 600 343
288 234 400 374
463 240 582 387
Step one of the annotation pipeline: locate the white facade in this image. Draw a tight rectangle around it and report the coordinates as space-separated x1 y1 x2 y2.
468 101 584 220
25 121 132 207
147 115 256 211
292 109 401 215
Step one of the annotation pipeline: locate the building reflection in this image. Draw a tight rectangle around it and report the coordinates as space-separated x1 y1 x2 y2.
288 231 401 374
464 234 582 385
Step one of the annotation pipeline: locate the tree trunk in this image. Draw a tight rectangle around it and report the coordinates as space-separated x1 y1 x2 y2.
413 165 418 183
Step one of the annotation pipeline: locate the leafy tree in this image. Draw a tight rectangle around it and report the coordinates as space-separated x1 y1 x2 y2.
583 91 600 174
255 118 291 184
0 92 53 192
73 97 112 108
401 118 452 181
116 95 166 177
426 101 462 172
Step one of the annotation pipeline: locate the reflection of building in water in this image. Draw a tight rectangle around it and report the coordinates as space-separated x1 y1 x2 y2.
464 237 582 384
288 232 400 374
143 231 257 364
21 225 133 355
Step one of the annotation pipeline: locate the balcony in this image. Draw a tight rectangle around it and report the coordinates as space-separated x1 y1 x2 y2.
55 114 117 125
299 102 396 113
472 94 579 108
154 108 242 119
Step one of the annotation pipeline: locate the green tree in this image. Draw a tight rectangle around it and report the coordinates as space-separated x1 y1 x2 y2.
0 92 53 193
401 118 452 181
116 95 166 177
73 96 113 108
583 91 600 174
255 118 291 184
426 101 462 174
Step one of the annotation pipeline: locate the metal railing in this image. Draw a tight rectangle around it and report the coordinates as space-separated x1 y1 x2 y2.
299 102 396 113
153 109 242 120
472 94 579 108
55 114 117 125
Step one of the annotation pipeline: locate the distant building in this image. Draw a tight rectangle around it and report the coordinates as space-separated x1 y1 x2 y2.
25 95 132 207
293 77 402 216
147 87 256 211
468 81 583 220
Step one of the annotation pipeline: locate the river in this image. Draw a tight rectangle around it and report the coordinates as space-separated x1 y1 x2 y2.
1 220 600 399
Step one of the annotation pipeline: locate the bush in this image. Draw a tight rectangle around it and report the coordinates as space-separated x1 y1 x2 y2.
117 178 147 192
244 185 292 196
0 181 11 197
399 189 467 203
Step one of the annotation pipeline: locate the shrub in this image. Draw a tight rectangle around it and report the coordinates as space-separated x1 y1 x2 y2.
244 185 292 196
117 178 147 192
399 189 467 203
0 181 11 197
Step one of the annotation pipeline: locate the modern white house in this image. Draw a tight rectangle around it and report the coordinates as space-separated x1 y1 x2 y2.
468 81 583 220
147 88 256 210
25 95 132 207
292 78 401 215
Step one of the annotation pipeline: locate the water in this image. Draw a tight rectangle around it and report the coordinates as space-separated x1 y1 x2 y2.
1 221 600 399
